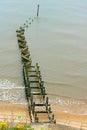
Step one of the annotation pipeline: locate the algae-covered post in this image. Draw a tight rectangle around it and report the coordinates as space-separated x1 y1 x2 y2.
37 4 40 17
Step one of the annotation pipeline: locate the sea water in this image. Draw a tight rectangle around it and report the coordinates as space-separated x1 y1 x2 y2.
0 0 87 106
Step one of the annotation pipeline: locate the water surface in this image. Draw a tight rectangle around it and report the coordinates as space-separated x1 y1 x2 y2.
0 0 87 103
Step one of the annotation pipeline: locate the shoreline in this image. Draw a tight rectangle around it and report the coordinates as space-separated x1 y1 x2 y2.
0 99 87 123
0 100 87 129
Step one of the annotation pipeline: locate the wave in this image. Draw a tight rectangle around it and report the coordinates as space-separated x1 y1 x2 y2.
45 81 87 90
48 94 87 105
41 81 87 115
45 81 72 87
45 81 87 100
0 79 87 115
0 79 26 103
0 79 16 88
48 94 87 115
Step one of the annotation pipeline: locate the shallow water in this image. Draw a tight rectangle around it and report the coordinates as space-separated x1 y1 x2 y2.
0 0 87 104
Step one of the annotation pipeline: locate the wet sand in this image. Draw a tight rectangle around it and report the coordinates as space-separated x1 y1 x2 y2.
0 100 30 124
0 100 87 129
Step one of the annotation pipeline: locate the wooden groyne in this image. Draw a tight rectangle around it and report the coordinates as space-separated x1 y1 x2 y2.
16 26 56 124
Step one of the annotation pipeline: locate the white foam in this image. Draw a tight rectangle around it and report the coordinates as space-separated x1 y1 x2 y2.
0 79 26 103
0 79 15 88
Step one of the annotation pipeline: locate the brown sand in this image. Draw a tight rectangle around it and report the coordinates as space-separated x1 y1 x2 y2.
0 100 30 124
51 104 87 122
51 103 87 129
0 100 87 129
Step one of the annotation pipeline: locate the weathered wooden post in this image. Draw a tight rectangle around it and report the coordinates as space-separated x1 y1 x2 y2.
35 113 39 123
52 114 54 120
37 4 40 17
40 81 44 88
31 94 33 106
48 107 51 113
32 102 35 115
42 87 46 99
46 97 49 111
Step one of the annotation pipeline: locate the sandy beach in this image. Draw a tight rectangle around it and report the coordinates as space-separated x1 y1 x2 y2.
0 99 87 129
49 95 87 128
0 100 30 125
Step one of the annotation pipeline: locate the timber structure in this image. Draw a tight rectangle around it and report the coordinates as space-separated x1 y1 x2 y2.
16 27 56 124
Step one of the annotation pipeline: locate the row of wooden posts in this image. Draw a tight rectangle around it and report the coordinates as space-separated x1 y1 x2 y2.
16 26 56 124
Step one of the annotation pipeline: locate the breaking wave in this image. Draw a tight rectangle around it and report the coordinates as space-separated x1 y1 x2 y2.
49 94 87 115
0 79 26 103
0 79 87 115
0 79 16 89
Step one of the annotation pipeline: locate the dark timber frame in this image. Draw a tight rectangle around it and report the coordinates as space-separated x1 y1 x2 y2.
16 27 56 124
